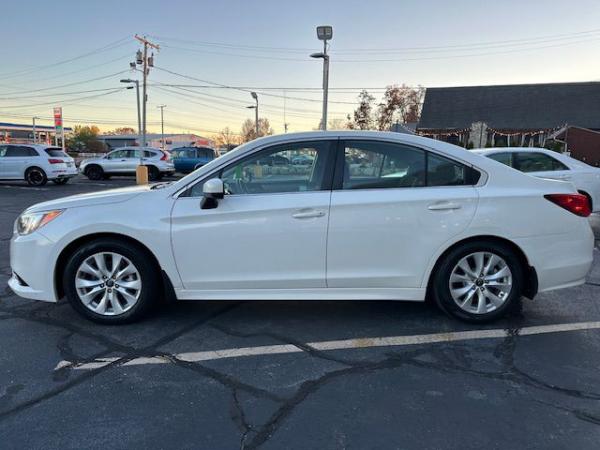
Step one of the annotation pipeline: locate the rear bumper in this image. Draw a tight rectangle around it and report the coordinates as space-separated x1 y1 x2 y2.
48 166 78 180
515 223 595 293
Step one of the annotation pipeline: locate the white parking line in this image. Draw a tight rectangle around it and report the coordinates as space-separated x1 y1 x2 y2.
55 320 600 371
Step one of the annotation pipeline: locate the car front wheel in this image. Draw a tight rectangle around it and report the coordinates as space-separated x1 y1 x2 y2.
432 241 524 323
63 238 160 324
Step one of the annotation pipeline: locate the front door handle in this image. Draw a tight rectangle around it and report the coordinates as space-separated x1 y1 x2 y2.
428 202 462 211
292 209 326 219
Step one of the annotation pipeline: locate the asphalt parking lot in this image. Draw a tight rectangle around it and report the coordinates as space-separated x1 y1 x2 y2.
1 176 600 449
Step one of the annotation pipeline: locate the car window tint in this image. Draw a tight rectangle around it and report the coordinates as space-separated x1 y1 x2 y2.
427 153 471 186
143 150 154 157
5 146 36 157
516 152 568 172
0 145 8 157
129 149 141 158
487 152 513 167
190 141 333 196
342 141 426 189
108 150 126 159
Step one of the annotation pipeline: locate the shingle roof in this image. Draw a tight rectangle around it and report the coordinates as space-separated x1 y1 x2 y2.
418 82 600 130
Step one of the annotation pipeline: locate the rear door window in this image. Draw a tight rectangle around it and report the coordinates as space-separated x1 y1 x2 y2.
515 152 569 172
487 152 513 167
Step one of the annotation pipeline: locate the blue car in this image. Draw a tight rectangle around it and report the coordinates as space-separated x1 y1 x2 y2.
170 147 216 173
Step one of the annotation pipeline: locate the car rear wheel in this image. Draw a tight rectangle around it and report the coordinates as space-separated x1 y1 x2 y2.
25 167 47 186
432 241 523 323
85 165 104 180
147 165 160 181
52 178 69 185
63 238 160 324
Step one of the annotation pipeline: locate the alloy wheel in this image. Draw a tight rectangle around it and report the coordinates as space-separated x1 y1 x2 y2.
75 252 142 316
27 169 45 186
449 252 513 314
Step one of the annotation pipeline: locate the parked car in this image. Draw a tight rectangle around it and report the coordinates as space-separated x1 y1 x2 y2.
0 144 77 186
474 147 600 212
170 146 215 173
9 131 594 324
256 154 289 166
79 147 174 181
291 154 314 165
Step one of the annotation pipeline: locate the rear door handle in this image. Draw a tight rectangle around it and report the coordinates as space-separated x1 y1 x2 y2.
292 209 326 219
428 202 462 211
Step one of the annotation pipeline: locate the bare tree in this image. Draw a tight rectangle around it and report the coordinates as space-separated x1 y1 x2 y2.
376 85 425 131
350 90 376 130
214 126 240 148
240 118 274 143
104 127 136 135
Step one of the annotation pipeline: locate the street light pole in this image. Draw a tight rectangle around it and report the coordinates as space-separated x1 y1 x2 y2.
120 79 142 145
312 26 333 131
251 92 259 137
157 105 166 150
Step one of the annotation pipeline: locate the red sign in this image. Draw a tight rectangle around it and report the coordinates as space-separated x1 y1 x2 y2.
53 107 63 130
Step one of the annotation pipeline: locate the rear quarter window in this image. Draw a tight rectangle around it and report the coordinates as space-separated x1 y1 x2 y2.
44 148 68 157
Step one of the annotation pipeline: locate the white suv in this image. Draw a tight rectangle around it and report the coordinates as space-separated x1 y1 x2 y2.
80 147 175 181
0 144 77 186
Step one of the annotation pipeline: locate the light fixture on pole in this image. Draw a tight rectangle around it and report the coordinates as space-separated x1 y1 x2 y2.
32 116 39 144
311 25 332 131
120 79 142 146
157 105 166 150
247 91 259 138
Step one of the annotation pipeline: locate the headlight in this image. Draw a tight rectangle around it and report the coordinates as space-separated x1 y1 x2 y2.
16 210 63 235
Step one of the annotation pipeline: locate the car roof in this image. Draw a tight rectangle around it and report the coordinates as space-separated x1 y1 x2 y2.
4 143 63 150
473 147 553 155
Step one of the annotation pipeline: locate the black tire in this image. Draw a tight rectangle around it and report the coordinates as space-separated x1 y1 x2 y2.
25 167 48 186
431 241 524 323
147 165 160 181
52 178 69 185
63 238 161 324
85 165 104 181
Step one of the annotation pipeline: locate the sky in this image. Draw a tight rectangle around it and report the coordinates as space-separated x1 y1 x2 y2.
2 0 600 137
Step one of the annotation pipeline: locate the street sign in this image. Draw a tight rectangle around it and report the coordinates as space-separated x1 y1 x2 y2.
53 107 65 150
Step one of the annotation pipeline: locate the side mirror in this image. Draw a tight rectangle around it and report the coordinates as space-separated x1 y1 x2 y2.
200 178 224 209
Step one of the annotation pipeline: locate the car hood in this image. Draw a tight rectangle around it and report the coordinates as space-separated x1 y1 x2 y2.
25 185 152 213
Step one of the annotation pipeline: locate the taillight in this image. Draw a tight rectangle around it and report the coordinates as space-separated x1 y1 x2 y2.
544 194 591 217
160 151 169 161
48 159 63 164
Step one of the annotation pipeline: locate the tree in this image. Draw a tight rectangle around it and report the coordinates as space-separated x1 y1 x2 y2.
376 85 425 131
65 125 105 152
240 118 274 143
349 90 376 130
105 127 136 135
214 126 240 148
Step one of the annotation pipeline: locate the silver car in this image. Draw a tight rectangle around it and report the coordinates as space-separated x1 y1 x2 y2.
80 147 175 181
0 144 77 186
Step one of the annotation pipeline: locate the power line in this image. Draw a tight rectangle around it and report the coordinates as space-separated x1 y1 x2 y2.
0 88 128 109
0 37 132 81
0 87 133 100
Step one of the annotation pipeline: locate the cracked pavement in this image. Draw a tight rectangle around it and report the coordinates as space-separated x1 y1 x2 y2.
1 178 600 449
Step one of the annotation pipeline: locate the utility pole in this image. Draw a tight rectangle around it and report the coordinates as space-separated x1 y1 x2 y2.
311 26 332 131
134 35 159 147
283 90 289 133
132 35 159 184
157 105 166 150
32 116 39 144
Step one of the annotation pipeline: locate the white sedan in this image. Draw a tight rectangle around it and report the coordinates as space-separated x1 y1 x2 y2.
9 132 594 324
474 147 600 212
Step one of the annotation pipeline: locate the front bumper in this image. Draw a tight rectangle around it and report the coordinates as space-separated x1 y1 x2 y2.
8 231 58 302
